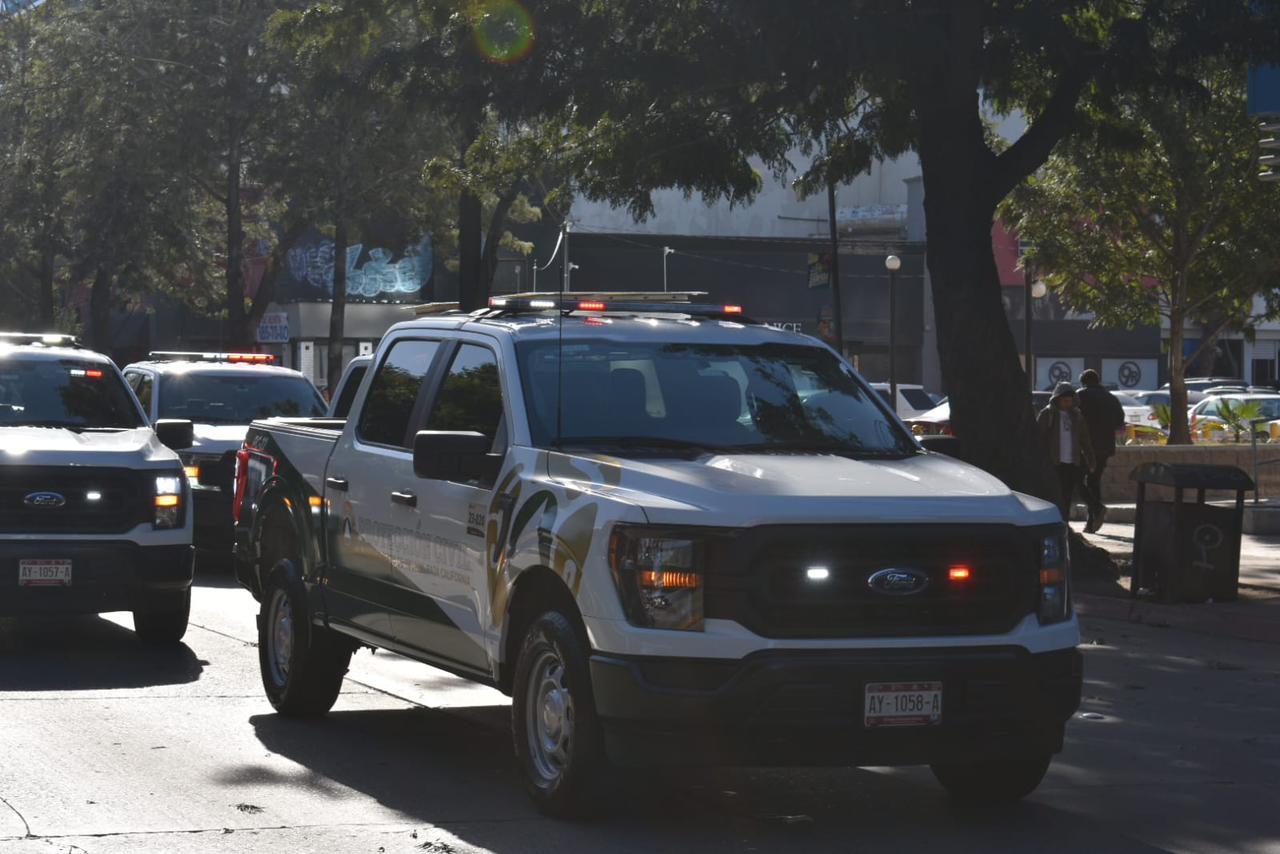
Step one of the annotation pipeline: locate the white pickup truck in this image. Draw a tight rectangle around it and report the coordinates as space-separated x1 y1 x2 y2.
0 334 194 643
232 294 1081 816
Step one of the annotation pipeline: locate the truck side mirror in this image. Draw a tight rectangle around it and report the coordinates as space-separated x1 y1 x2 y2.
155 419 194 451
413 430 497 483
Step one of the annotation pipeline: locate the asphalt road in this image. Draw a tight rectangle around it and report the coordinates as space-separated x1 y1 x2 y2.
1 572 1278 854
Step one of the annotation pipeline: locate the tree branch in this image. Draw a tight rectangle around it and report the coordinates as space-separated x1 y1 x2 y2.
1183 316 1235 371
989 64 1092 203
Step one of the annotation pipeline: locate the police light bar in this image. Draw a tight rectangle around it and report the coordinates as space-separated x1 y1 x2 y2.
0 332 81 348
485 292 748 319
148 351 275 363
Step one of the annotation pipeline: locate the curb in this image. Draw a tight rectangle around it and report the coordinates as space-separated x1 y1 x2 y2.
1075 592 1280 646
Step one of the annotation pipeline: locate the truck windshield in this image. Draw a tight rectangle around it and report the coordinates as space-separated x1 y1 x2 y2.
517 340 916 457
158 373 325 424
0 358 144 429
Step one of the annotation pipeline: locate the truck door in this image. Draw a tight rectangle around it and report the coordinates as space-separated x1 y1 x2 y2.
388 340 504 674
324 337 443 642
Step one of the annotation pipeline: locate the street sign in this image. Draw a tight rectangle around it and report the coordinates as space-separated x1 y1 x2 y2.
256 311 289 344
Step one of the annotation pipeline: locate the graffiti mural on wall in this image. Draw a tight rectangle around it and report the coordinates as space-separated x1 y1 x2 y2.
285 234 433 301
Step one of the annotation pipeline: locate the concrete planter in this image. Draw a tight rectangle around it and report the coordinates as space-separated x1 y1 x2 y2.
1100 444 1280 503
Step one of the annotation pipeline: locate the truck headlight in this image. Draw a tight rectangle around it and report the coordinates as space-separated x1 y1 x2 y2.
154 473 185 529
608 526 704 631
1038 527 1072 624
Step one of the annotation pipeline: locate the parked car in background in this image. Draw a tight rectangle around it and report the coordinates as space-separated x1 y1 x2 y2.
1111 392 1154 427
1128 389 1206 408
1189 393 1280 440
1162 377 1245 394
0 333 194 643
123 352 326 562
870 383 938 419
906 391 1051 437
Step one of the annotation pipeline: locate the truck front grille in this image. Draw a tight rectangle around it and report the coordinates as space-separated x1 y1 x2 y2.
0 467 152 534
704 524 1041 639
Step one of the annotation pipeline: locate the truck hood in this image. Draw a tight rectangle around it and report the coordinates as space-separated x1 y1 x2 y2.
0 426 180 469
187 423 251 456
547 450 1057 526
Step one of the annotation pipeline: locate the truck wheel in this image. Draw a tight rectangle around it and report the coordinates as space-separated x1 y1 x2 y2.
259 561 351 717
511 611 606 818
930 754 1053 805
133 590 191 646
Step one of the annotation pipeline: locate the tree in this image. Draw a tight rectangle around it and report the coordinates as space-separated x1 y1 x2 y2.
1006 64 1280 444
268 5 447 384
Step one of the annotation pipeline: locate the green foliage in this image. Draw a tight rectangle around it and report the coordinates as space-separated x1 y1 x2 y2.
1005 60 1280 443
1218 399 1264 443
1153 403 1172 431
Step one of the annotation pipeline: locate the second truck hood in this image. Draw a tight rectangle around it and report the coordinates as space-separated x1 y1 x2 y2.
186 423 251 456
548 450 1056 526
0 426 180 469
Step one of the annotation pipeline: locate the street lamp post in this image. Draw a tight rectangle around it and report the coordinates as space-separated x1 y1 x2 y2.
663 246 674 292
885 254 902 409
1024 263 1048 391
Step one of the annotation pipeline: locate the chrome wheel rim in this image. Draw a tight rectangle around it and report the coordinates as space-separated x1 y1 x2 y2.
525 648 574 785
268 589 293 687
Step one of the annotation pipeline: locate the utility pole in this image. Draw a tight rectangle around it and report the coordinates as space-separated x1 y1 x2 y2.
663 246 674 292
826 183 844 356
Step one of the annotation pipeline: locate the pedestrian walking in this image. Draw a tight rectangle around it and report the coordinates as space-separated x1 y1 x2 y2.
1037 381 1096 524
1076 369 1125 533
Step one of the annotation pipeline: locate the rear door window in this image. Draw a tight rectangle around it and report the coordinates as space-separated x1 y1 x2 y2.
424 344 505 452
331 364 368 419
358 340 441 447
900 388 934 410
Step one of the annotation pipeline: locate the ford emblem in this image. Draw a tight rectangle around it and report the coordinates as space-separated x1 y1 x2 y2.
867 568 930 596
23 491 67 509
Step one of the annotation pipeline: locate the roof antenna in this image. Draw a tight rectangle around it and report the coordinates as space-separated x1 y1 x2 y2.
555 220 570 447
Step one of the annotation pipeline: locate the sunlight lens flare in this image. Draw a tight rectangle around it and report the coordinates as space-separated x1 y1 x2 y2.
473 0 535 64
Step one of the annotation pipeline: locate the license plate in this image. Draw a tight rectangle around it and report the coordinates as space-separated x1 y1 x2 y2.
18 559 72 587
864 681 942 727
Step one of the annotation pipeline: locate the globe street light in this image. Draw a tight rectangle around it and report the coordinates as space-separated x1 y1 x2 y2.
885 254 902 409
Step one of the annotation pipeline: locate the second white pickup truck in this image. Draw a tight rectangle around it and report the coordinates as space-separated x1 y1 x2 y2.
232 293 1081 816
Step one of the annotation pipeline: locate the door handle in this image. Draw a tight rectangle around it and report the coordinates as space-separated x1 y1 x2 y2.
326 476 349 492
391 490 417 507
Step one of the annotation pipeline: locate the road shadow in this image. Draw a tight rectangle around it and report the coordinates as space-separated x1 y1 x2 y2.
245 706 1177 854
0 615 203 690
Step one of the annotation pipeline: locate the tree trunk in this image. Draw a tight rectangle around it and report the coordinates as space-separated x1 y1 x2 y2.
326 217 349 394
88 267 112 354
1166 310 1191 444
224 36 248 349
457 120 484 311
480 188 519 296
458 189 483 311
912 37 1054 501
224 129 246 348
37 243 55 327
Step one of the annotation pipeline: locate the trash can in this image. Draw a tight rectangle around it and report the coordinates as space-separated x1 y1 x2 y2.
1130 463 1254 603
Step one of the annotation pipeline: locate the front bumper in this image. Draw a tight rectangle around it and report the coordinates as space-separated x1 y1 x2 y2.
589 645 1082 767
0 541 193 616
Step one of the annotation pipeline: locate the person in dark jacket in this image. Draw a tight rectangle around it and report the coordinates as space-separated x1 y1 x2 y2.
1037 382 1096 524
1076 369 1126 533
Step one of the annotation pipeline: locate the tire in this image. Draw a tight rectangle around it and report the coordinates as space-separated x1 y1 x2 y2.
259 561 352 717
133 590 191 646
511 610 607 818
931 754 1053 805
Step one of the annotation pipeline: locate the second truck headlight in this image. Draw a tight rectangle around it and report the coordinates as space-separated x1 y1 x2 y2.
608 526 704 631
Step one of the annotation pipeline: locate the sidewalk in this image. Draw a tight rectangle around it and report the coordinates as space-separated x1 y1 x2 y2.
1075 518 1280 592
1072 518 1280 645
